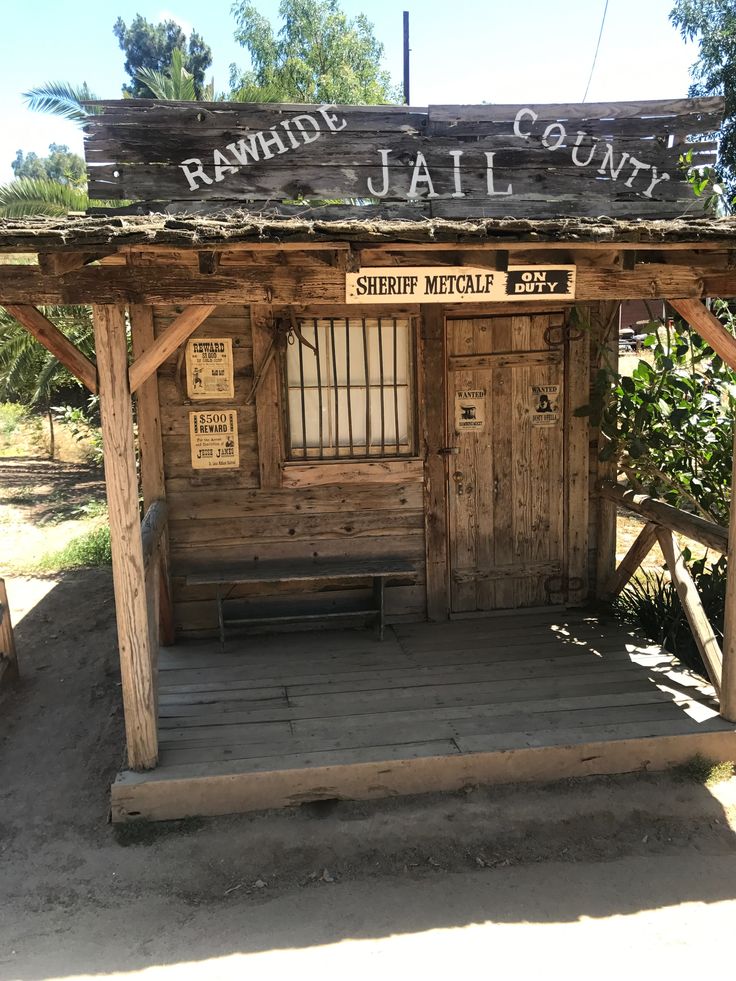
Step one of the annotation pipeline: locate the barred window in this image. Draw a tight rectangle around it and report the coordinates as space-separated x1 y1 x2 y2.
286 317 414 459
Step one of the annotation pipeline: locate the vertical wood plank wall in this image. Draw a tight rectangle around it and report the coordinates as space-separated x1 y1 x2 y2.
156 304 427 634
154 301 601 633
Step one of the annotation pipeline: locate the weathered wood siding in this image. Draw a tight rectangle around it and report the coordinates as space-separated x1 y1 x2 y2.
156 304 426 634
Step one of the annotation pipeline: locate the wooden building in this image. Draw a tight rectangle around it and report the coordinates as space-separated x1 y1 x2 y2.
3 97 736 819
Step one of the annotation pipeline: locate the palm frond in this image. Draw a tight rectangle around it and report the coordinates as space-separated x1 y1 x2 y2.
23 81 100 122
0 178 91 217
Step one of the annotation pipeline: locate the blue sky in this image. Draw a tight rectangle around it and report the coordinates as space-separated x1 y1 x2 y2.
0 0 699 183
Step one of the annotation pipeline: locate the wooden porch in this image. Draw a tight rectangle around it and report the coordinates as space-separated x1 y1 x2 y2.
111 610 736 822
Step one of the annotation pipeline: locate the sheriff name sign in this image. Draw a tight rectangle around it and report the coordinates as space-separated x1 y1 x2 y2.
83 97 723 220
346 266 575 303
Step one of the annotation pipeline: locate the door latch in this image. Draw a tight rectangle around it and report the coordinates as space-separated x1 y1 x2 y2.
453 470 464 495
439 446 460 456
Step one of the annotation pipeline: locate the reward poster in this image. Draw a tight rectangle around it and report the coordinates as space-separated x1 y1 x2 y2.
189 410 239 469
186 338 235 400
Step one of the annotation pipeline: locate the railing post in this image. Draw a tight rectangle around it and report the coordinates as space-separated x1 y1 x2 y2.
721 426 736 722
0 578 19 688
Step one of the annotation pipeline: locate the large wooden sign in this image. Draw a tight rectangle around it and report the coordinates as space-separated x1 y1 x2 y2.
346 265 575 303
84 97 722 219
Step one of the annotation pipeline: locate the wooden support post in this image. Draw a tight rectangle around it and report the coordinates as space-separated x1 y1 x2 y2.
0 578 19 688
721 426 736 722
565 314 590 604
93 304 158 771
130 304 175 646
657 527 723 695
3 304 98 394
128 304 216 393
251 306 284 489
669 298 736 372
421 306 449 620
593 303 620 596
601 521 659 601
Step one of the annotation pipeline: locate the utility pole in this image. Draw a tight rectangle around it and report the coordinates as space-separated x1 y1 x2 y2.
403 11 410 105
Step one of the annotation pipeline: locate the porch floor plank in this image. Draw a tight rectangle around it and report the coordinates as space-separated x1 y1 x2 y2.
111 611 736 822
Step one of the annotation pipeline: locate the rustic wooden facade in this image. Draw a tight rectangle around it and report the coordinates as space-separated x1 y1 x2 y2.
3 97 736 818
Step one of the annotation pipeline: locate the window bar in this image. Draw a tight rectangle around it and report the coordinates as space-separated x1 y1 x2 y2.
393 317 400 454
362 317 371 457
329 318 339 458
313 318 324 459
298 330 307 459
377 317 386 455
345 318 354 456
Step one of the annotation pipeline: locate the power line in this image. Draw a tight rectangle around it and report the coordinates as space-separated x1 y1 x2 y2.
582 0 610 102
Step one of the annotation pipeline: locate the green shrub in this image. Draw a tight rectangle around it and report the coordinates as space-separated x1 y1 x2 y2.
615 554 726 677
37 525 111 572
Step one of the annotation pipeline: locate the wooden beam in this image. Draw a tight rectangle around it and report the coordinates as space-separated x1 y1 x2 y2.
37 251 109 276
421 306 449 621
197 251 219 275
251 306 284 490
720 425 736 722
599 481 727 553
3 304 97 394
669 298 736 372
128 304 215 393
4 261 736 307
657 527 723 694
0 578 18 689
93 304 158 771
601 522 659 602
130 305 175 647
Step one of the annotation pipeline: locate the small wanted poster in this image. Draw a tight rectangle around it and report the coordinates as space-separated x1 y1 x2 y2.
530 384 561 426
455 389 486 432
186 338 234 400
189 410 239 469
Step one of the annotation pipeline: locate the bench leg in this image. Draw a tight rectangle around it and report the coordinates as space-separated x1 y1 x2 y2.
373 577 385 641
216 586 225 650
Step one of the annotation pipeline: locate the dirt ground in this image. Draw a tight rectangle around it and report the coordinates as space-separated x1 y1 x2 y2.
3 454 736 977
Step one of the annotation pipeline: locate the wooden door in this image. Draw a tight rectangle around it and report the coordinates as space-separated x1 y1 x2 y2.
447 314 566 612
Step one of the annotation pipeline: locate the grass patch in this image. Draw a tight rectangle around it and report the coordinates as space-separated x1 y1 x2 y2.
673 754 735 786
36 525 112 572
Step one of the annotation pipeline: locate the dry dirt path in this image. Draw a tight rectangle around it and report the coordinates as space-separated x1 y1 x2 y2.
2 456 736 979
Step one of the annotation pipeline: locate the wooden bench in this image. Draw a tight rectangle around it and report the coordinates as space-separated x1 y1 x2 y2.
185 558 417 646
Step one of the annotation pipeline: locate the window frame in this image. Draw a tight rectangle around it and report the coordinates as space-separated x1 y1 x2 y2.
282 314 419 463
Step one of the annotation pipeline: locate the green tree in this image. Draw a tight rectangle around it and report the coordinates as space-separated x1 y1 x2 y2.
135 48 215 101
585 304 736 525
0 305 94 407
114 14 213 99
230 0 398 104
11 144 86 188
671 1 736 198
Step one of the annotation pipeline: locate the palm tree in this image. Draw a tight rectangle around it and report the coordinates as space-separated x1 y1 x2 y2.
0 178 93 218
24 81 100 123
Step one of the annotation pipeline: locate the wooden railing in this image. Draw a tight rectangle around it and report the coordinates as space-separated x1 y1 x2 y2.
141 500 175 667
598 481 726 696
0 578 19 689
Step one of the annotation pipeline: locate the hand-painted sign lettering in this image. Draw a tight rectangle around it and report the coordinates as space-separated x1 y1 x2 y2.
345 266 576 303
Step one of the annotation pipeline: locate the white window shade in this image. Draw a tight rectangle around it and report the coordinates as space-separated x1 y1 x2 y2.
286 318 414 458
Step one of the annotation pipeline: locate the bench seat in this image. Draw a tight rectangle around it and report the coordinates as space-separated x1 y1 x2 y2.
185 558 417 644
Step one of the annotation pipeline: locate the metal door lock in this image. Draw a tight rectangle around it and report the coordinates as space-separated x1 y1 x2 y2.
453 470 464 495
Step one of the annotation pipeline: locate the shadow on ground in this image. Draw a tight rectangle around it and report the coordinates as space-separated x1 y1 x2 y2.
1 570 736 978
